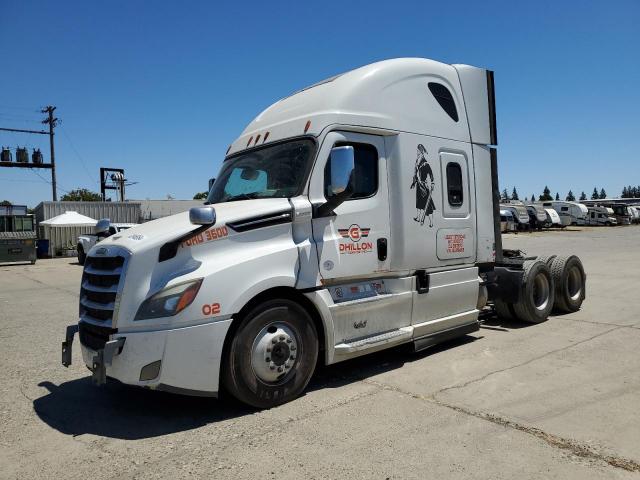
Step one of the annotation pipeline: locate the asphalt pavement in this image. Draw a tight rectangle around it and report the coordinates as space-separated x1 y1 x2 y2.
1 226 639 479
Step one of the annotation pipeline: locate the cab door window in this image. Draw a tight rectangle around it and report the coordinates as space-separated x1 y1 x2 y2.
324 143 378 200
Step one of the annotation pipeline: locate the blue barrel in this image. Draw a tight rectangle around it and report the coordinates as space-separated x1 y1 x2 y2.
37 239 50 258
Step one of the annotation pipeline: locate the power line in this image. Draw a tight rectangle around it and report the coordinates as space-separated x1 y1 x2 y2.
0 105 41 113
28 168 70 194
60 125 98 186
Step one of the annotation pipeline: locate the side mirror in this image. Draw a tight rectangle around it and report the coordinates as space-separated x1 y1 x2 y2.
208 178 216 191
327 146 355 197
95 218 111 236
189 206 216 225
315 146 355 218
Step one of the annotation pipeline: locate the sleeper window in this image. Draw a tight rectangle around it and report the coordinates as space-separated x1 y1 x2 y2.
428 82 459 122
324 143 378 200
446 162 463 206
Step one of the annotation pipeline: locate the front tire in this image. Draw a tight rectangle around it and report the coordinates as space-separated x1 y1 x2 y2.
77 245 86 265
222 298 318 409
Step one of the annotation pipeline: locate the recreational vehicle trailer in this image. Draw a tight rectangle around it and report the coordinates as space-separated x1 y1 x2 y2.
499 209 516 233
544 208 563 227
500 203 530 231
586 207 617 226
526 204 547 230
61 58 587 408
542 201 587 226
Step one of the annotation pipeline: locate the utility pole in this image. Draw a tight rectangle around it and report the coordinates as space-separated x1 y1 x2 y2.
42 106 58 201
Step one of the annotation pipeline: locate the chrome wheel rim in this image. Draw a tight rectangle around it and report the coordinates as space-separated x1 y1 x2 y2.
533 272 550 311
251 322 299 384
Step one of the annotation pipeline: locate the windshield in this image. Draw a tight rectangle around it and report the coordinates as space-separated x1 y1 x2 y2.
207 138 316 204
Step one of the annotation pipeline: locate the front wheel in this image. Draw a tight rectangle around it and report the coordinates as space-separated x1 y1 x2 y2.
222 298 318 409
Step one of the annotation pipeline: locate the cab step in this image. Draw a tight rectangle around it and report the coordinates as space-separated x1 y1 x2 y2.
413 322 479 352
334 327 413 354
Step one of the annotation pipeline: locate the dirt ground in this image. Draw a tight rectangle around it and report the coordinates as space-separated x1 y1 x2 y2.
1 225 639 479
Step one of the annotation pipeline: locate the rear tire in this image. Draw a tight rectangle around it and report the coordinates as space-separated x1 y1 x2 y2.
513 260 555 324
494 298 516 321
77 245 86 265
222 298 318 409
535 255 557 269
550 255 586 313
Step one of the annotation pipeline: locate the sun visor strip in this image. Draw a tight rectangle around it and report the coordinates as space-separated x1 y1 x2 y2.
227 210 292 233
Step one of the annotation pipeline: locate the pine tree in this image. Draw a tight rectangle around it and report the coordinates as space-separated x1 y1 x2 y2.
622 186 629 198
531 194 535 202
566 190 575 201
555 192 560 200
539 186 553 201
511 187 519 201
591 188 599 200
579 191 587 201
599 188 607 199
501 188 509 201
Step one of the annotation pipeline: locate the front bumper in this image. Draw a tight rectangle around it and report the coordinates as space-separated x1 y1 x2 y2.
63 319 233 395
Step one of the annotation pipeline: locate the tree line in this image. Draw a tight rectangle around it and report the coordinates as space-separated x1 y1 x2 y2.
500 186 621 203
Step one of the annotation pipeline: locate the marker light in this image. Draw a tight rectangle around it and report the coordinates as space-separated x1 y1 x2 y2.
135 279 203 320
263 132 269 142
255 134 261 144
247 136 253 147
304 120 311 133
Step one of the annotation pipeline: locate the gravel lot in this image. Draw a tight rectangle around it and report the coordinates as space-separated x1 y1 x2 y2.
1 226 639 479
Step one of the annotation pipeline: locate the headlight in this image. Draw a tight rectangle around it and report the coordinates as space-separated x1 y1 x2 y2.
135 279 203 321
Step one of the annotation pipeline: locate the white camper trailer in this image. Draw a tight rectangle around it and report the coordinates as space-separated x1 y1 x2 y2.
545 208 563 227
61 58 587 408
542 201 587 226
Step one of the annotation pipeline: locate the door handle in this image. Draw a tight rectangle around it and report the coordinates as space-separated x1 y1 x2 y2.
377 238 387 261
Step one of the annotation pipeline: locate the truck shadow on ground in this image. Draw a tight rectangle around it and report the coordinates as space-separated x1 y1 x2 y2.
32 335 479 440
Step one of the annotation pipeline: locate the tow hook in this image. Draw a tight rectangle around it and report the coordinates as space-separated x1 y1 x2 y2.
91 338 126 386
61 325 79 367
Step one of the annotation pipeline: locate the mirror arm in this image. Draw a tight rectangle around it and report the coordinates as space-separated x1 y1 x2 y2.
313 185 354 218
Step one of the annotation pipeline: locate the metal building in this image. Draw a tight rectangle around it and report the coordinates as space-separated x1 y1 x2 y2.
34 201 141 257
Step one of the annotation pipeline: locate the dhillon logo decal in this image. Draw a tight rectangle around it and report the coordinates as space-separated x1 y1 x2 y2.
338 224 373 254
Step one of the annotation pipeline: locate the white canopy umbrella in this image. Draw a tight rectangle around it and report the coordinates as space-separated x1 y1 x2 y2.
40 211 97 227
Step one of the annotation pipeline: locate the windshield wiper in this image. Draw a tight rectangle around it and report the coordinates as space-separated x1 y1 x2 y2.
224 193 261 202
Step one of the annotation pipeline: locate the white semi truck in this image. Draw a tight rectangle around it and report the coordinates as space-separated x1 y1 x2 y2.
62 58 586 408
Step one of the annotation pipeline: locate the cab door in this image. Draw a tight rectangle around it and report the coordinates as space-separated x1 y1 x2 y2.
309 131 390 281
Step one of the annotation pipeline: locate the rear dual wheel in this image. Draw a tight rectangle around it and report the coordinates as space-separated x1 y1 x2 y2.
222 299 318 409
494 260 554 324
512 260 555 323
550 255 586 313
493 255 586 324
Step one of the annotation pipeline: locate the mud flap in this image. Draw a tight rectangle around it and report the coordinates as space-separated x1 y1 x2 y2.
91 338 126 386
61 325 79 367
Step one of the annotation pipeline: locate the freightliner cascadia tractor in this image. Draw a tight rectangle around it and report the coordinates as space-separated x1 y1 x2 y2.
62 58 586 408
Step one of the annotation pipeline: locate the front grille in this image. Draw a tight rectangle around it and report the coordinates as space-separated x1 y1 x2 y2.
79 321 116 351
80 254 126 324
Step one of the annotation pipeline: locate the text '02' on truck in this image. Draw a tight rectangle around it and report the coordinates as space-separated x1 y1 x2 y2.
62 58 586 408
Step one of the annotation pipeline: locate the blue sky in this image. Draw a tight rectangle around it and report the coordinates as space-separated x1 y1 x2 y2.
1 0 638 206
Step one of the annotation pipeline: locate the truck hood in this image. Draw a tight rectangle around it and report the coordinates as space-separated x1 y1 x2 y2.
95 198 292 254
